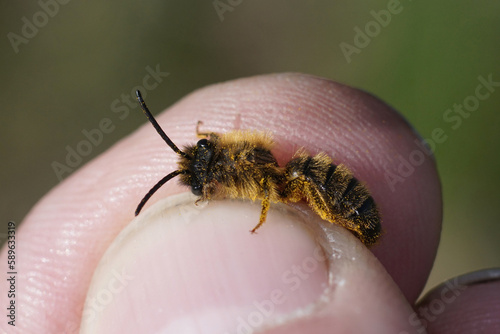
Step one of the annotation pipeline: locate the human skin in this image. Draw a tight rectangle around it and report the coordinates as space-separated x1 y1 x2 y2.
1 73 498 333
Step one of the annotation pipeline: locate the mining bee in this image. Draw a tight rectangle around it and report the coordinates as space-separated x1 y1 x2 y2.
135 91 381 246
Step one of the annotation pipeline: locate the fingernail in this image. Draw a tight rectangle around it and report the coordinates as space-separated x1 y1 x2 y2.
418 267 500 305
450 267 500 286
80 193 335 333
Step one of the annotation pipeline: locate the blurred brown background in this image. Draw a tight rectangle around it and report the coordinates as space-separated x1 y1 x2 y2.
1 1 499 296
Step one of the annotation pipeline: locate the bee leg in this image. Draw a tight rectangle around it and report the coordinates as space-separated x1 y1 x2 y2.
250 184 271 234
250 196 270 234
196 121 211 139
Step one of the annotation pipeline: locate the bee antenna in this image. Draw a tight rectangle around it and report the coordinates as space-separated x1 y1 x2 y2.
135 169 187 216
136 90 189 158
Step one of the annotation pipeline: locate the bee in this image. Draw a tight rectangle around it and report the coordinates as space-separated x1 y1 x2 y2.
135 90 381 246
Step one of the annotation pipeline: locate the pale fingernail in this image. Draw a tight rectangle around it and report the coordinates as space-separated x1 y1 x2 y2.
80 193 335 334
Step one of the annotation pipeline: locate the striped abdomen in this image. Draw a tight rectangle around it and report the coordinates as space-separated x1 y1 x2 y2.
283 152 381 246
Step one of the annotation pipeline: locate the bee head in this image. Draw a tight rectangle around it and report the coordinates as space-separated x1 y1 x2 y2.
189 138 214 196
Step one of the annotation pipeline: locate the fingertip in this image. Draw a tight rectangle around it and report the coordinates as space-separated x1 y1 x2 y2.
8 73 442 332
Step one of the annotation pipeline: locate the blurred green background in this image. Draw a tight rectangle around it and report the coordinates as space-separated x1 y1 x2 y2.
1 1 499 296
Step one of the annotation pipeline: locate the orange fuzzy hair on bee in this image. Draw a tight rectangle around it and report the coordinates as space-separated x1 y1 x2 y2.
134 90 381 246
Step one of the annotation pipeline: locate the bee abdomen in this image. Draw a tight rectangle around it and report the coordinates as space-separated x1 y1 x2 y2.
284 153 381 246
321 163 381 245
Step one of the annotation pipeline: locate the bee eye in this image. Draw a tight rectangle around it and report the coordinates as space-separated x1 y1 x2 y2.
197 139 209 148
191 184 202 196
